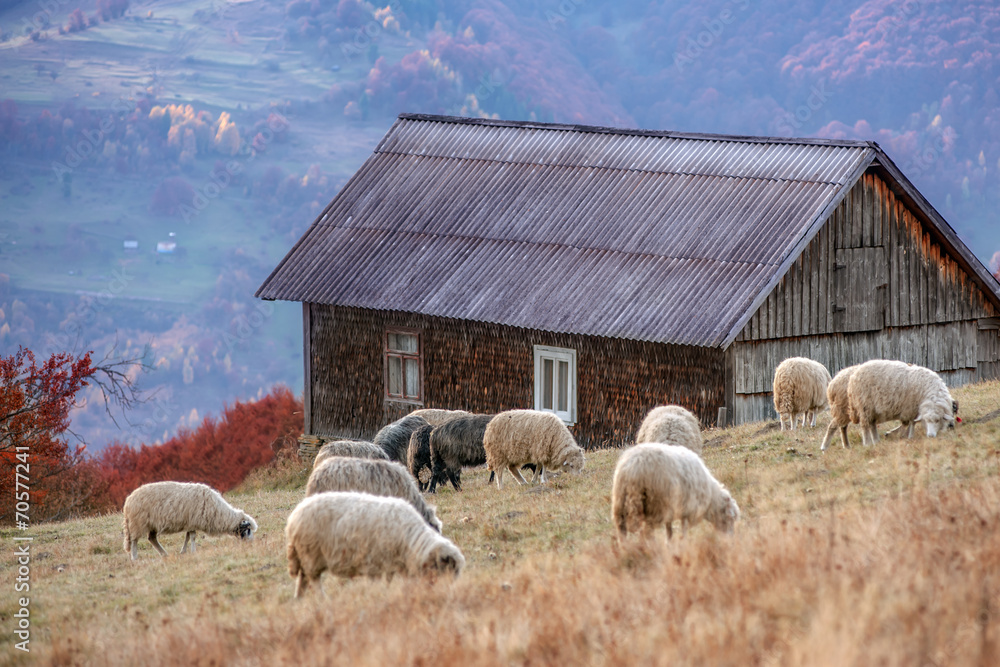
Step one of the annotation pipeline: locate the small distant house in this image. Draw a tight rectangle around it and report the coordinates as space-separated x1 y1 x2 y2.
123 237 139 251
156 241 176 254
256 114 1000 447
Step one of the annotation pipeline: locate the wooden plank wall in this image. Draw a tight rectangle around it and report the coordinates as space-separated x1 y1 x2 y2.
729 170 1000 423
737 172 996 343
309 305 726 449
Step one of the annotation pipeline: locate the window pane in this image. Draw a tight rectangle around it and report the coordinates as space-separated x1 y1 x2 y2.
387 333 399 351
388 356 402 395
400 334 418 353
557 360 569 412
405 358 420 398
542 358 553 410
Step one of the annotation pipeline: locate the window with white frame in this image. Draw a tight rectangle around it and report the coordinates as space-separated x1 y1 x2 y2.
385 329 422 402
533 345 577 424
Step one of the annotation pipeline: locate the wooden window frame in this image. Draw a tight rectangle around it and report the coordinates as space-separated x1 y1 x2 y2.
384 328 423 404
533 345 577 425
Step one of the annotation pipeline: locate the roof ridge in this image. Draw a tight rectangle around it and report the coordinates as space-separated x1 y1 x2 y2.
396 113 875 149
373 148 848 186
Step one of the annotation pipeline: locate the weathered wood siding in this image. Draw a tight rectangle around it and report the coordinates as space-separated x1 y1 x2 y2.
731 171 1000 423
307 305 725 448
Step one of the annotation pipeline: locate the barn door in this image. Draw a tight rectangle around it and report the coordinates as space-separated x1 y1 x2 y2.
833 247 887 332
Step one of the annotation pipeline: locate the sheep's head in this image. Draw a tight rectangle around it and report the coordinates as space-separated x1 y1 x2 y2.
917 396 956 438
559 449 585 476
423 543 465 577
236 516 257 540
709 492 741 534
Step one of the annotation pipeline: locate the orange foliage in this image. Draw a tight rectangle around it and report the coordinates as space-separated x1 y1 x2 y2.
86 386 302 511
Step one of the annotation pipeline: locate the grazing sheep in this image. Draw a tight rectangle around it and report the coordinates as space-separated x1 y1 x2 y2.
408 408 472 426
611 443 739 544
306 456 442 532
313 439 387 469
122 482 257 561
407 424 434 492
819 365 859 451
285 491 465 597
635 405 703 455
773 357 832 430
483 410 585 489
427 414 495 493
847 360 956 446
374 414 430 463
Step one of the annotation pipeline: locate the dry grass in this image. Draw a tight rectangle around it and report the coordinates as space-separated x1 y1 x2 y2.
4 380 1000 666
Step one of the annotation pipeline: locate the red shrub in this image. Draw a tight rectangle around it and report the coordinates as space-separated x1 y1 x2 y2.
86 386 302 511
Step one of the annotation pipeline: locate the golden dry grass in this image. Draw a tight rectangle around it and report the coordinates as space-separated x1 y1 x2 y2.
3 380 1000 666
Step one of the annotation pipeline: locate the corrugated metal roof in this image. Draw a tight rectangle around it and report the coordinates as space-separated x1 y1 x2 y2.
257 114 880 347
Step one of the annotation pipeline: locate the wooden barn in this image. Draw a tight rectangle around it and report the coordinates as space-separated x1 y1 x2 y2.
256 114 1000 448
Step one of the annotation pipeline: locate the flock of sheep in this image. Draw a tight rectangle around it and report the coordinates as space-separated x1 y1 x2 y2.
119 356 958 595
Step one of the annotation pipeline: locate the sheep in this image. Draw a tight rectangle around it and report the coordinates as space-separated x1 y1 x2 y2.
306 456 442 532
819 365 859 451
285 491 465 597
847 360 956 446
427 414 494 493
122 481 257 561
406 424 434 491
482 409 585 489
313 439 387 469
407 408 472 426
373 414 431 463
611 443 739 544
635 405 703 455
773 357 832 430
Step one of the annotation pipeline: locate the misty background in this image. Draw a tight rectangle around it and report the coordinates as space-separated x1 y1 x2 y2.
0 0 997 452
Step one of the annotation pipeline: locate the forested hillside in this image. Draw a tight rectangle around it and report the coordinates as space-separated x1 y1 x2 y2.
1 0 998 449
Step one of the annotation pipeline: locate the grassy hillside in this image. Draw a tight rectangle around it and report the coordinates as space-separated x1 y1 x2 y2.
4 379 999 665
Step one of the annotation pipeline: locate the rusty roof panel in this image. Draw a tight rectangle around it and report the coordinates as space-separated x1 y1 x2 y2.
258 114 879 347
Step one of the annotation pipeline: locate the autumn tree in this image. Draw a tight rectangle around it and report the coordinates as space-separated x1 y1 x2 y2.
1 346 146 522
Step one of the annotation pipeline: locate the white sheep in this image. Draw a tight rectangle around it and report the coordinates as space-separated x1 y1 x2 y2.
285 491 465 597
847 360 956 446
819 365 859 451
635 405 703 455
306 456 442 532
482 409 585 489
407 408 472 426
312 439 387 470
611 443 739 544
773 357 832 430
122 481 257 561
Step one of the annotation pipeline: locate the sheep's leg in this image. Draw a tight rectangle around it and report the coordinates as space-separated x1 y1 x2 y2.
779 415 786 431
494 467 503 489
447 467 462 492
130 541 138 561
904 421 914 439
809 411 818 428
529 465 545 484
148 531 168 557
508 465 529 485
839 425 850 449
820 421 838 451
294 572 309 599
181 531 196 554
